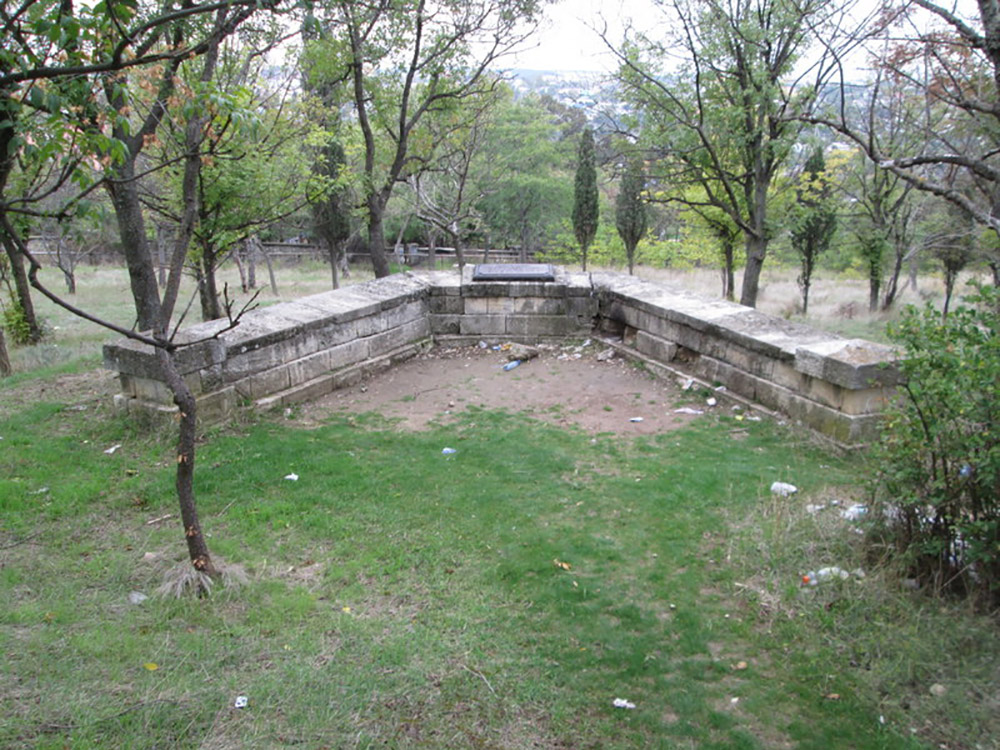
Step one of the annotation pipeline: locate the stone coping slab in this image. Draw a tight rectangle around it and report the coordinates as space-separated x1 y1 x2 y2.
472 263 556 281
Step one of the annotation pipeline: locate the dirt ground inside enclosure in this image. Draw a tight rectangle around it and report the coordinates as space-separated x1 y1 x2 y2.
300 340 720 435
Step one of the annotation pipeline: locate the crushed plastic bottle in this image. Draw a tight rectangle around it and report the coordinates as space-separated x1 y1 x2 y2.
801 567 850 586
502 360 521 371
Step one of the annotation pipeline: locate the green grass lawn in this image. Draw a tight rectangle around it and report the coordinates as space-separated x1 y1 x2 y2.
3 386 997 749
1 264 997 748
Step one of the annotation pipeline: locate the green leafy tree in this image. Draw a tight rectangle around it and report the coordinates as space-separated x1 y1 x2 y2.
615 157 647 275
303 0 540 278
0 0 290 589
614 0 859 307
789 147 837 315
476 94 572 260
572 127 599 271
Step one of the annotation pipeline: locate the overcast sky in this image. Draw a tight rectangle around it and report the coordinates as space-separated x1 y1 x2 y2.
509 0 656 72
507 0 980 74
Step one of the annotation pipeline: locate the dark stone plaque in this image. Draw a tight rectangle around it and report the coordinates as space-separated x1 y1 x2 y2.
472 263 556 281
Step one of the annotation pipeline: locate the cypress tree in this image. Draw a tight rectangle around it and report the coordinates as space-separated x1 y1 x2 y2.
572 127 599 271
615 158 647 275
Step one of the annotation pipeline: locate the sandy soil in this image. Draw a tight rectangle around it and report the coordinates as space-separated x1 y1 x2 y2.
302 340 712 435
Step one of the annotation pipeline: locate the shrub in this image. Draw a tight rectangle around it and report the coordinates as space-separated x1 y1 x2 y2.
870 283 1000 606
2 301 37 345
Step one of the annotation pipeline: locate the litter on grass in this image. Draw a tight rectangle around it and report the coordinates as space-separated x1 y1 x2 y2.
128 591 149 605
840 503 867 521
502 359 521 371
441 447 458 455
612 698 636 709
801 567 865 586
104 444 122 455
706 397 718 407
629 417 644 423
234 695 248 709
770 481 798 496
674 407 704 415
284 473 299 481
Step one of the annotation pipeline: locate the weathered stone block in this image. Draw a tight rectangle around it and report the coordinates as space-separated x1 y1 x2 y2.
636 330 678 364
368 318 431 358
429 314 462 335
506 314 581 337
429 295 464 314
460 314 506 336
246 366 293 400
795 339 901 389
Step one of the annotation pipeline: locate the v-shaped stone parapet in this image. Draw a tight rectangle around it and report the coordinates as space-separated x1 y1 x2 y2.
104 267 898 446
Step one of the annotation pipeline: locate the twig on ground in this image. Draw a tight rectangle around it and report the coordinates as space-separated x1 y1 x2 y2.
0 531 43 549
462 664 496 696
146 513 174 525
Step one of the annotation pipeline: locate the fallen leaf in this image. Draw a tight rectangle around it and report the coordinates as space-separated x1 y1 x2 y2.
143 662 159 671
733 661 748 671
824 693 841 701
553 559 572 570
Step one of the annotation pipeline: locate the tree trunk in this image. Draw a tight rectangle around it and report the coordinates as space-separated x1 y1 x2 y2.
198 246 221 321
156 226 169 288
233 246 248 293
942 268 958 321
581 243 588 272
247 240 257 289
0 231 43 342
868 267 881 313
155 346 218 588
368 198 391 278
722 240 735 300
61 265 76 295
428 232 438 269
54 236 77 294
0 327 11 377
263 245 279 296
106 160 161 331
328 240 340 290
882 248 905 310
739 234 767 308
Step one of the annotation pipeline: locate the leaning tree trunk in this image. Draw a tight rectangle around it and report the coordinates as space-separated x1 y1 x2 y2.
882 248 905 310
155 346 218 588
0 328 11 376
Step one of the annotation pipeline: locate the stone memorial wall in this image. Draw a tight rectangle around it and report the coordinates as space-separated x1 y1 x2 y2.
104 266 899 446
